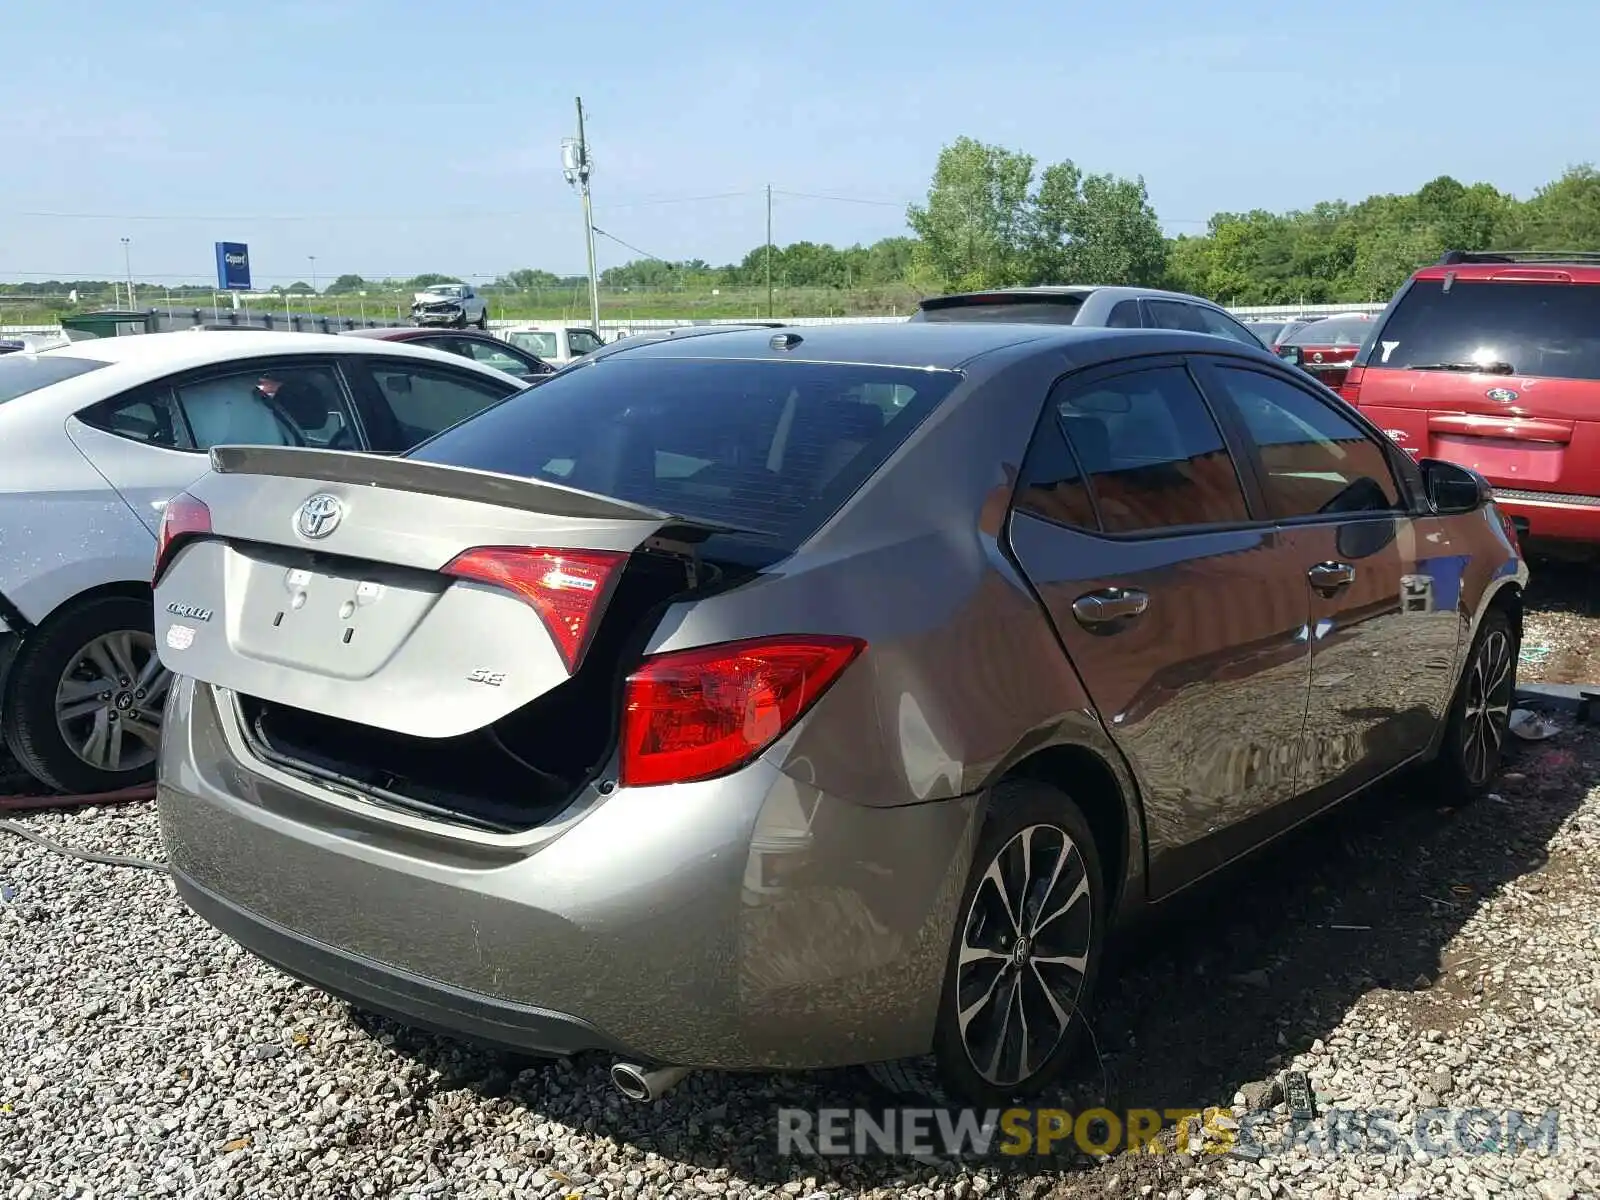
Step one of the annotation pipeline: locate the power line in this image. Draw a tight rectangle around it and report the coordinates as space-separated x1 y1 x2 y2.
590 227 667 263
2 191 765 225
772 188 911 208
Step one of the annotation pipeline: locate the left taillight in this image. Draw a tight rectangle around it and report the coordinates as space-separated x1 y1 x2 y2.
619 635 865 788
442 546 628 674
152 492 212 583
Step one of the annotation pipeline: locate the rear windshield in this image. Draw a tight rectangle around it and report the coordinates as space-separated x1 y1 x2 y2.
406 358 961 545
508 331 559 357
0 354 110 404
1284 316 1371 347
1371 280 1600 380
915 297 1085 324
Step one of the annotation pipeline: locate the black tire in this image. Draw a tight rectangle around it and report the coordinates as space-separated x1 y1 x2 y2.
476 310 489 331
2 594 170 794
930 779 1105 1106
1427 606 1518 800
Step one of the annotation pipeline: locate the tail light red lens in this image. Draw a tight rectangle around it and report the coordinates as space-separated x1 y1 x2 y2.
443 547 627 673
152 492 212 583
1338 366 1365 406
619 635 866 787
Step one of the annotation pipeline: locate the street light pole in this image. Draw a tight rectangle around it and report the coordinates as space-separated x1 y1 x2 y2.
121 237 135 308
308 255 317 296
562 97 601 334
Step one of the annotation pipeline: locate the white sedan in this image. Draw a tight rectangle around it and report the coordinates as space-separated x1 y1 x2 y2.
0 331 529 795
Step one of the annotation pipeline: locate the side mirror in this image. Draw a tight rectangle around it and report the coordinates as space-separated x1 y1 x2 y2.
1420 458 1492 515
1276 345 1305 367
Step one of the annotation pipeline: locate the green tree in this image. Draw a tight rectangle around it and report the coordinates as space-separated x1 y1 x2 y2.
907 136 1036 290
407 273 461 289
1025 162 1166 285
323 273 368 295
286 281 313 294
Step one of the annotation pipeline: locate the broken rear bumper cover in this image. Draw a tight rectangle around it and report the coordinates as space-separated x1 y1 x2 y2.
155 677 981 1071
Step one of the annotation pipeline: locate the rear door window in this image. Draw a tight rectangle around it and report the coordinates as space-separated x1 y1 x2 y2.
1368 280 1600 380
1105 300 1142 328
171 364 358 451
353 359 521 449
406 358 960 545
1141 299 1210 333
1049 364 1251 534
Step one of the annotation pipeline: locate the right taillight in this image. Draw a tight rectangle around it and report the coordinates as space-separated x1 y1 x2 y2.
619 635 865 787
153 492 212 583
1338 365 1365 405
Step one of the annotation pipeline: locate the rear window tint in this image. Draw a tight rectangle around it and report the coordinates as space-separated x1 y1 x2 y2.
914 298 1085 324
0 354 110 404
406 358 960 545
1372 280 1600 380
1283 316 1371 347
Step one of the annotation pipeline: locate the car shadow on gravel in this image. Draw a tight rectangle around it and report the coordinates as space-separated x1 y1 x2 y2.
348 715 1595 1196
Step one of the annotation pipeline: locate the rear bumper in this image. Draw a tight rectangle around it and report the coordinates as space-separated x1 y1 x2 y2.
1490 491 1600 544
172 867 632 1058
156 677 980 1070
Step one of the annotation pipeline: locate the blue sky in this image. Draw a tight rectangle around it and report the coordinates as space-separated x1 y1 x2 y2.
4 0 1596 287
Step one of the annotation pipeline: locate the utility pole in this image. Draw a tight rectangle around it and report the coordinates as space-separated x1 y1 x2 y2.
120 237 135 308
562 97 601 334
765 184 773 319
308 255 318 296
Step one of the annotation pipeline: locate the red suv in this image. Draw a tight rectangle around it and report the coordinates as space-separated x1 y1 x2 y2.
1341 250 1600 548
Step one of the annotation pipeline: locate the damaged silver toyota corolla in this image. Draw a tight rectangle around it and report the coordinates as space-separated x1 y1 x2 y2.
151 322 1526 1104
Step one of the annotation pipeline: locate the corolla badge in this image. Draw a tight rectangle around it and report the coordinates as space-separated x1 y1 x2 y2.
1486 387 1519 403
296 493 344 539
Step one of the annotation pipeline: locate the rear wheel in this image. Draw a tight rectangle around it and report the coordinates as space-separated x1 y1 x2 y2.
931 780 1104 1105
1429 607 1517 799
476 310 489 331
3 595 172 794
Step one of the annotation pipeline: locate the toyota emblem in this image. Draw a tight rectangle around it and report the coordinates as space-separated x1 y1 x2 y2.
296 493 344 539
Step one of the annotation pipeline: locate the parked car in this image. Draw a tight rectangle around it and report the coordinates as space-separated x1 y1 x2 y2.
151 322 1523 1105
913 286 1273 352
1244 318 1317 350
501 322 608 367
411 283 488 330
1277 314 1373 389
0 332 527 794
1342 250 1600 549
341 327 553 382
1243 320 1288 347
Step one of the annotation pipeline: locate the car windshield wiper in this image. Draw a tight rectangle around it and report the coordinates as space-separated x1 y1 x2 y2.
1407 360 1515 375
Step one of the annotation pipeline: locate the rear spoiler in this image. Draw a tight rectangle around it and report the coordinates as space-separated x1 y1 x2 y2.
207 444 678 525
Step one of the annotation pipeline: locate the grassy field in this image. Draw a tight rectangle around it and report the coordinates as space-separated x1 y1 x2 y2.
1 284 926 327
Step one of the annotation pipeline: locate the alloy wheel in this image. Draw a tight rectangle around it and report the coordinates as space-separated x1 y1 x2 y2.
54 630 171 774
1461 628 1514 786
955 823 1094 1089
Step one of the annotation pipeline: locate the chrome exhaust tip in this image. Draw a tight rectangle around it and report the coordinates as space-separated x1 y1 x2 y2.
609 1061 690 1103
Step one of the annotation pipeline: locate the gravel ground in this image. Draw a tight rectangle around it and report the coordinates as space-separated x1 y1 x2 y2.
3 564 1599 1200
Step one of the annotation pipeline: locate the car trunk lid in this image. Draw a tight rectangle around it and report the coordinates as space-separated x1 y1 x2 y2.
153 446 714 741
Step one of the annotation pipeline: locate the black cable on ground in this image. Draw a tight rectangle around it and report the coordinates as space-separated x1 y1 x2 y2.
0 818 169 872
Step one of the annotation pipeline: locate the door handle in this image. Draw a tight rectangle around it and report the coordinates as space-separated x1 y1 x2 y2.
1307 561 1356 591
1071 587 1149 628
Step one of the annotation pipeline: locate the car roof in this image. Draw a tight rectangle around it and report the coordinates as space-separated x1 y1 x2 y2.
917 285 1230 311
560 319 1283 371
1418 250 1600 285
341 327 446 341
43 329 486 368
